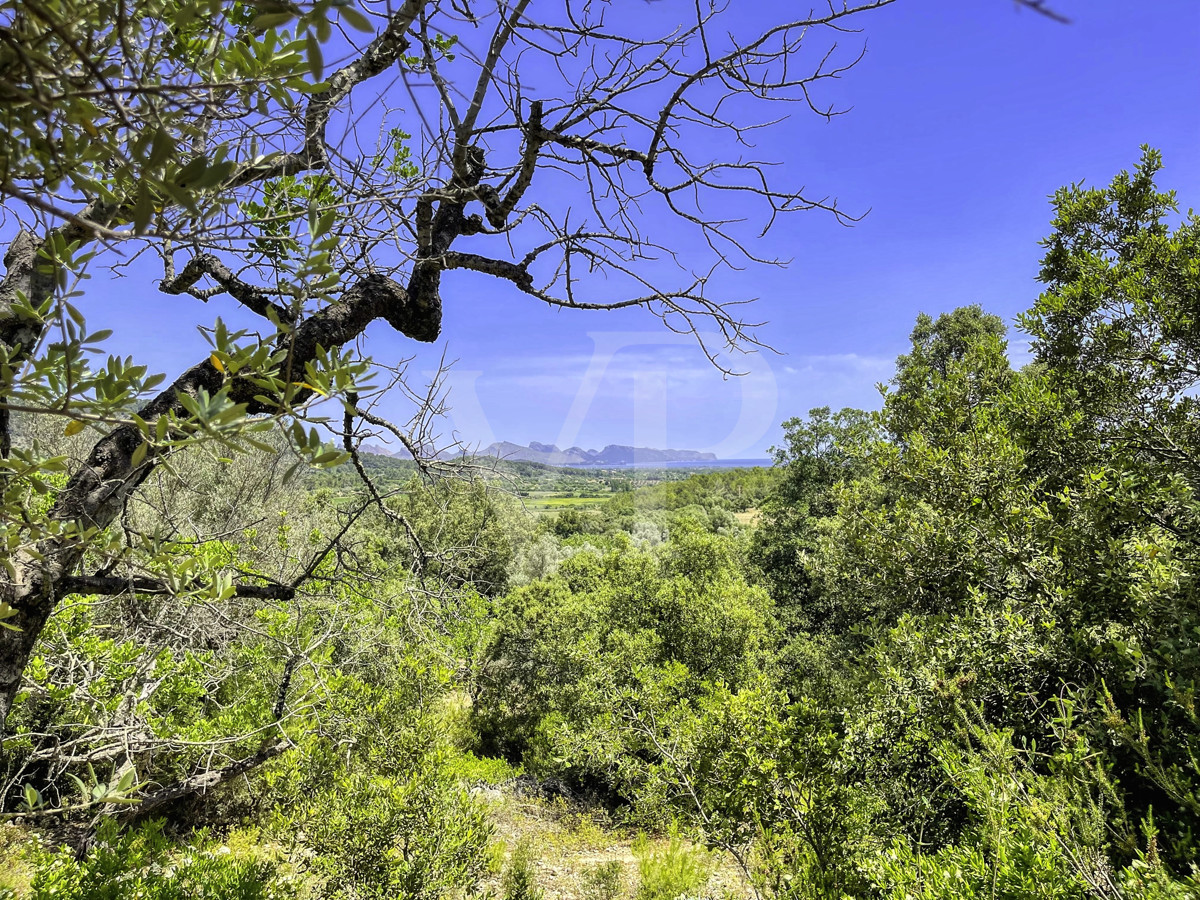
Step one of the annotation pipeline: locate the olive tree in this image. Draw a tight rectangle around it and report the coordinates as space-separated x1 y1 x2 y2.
0 0 908 725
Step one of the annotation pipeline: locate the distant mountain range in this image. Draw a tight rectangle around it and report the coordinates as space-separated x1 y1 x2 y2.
479 441 718 466
361 440 718 466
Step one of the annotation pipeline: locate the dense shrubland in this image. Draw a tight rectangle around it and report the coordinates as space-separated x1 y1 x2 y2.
471 149 1200 897
4 151 1200 899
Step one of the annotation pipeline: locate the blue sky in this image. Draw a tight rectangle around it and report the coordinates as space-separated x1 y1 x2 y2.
70 0 1200 458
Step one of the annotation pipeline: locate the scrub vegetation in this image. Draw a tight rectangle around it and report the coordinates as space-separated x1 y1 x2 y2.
3 0 1195 897
4 151 1200 900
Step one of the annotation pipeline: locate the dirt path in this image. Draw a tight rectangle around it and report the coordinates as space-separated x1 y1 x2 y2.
472 785 754 900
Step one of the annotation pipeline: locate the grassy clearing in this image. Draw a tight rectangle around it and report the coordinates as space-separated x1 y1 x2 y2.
732 509 760 526
474 789 752 900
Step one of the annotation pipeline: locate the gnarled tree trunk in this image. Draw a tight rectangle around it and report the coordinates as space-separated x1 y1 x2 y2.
0 261 439 725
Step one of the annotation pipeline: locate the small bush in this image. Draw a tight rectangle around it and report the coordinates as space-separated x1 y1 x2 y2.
301 766 491 900
583 860 626 900
502 840 543 900
634 829 713 900
487 840 509 875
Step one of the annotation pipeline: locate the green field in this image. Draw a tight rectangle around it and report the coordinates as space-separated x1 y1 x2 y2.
520 494 611 514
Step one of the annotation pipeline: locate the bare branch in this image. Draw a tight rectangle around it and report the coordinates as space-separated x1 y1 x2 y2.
160 252 292 322
121 739 292 825
1014 0 1071 24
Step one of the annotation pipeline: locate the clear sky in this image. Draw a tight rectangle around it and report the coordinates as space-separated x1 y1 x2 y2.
69 0 1200 459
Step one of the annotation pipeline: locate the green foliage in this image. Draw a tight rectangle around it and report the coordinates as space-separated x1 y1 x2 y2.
241 175 340 261
614 468 779 517
886 304 1013 445
1118 858 1200 900
0 0 335 231
4 588 290 804
633 829 712 900
583 860 626 900
502 840 544 900
751 406 875 639
266 618 493 900
394 475 531 595
631 687 880 900
875 839 1083 900
374 127 421 180
299 763 490 900
10 140 1200 900
549 506 608 538
446 749 522 785
20 819 293 900
0 448 374 811
473 528 775 774
506 531 601 588
869 709 1129 900
1022 146 1200 451
732 150 1200 893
